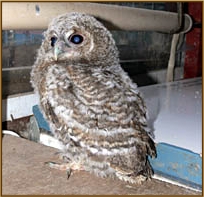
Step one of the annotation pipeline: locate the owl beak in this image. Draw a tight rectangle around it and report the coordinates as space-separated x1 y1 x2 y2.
53 41 65 61
54 47 61 61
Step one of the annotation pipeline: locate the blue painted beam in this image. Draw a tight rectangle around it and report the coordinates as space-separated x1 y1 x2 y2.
32 105 50 131
148 143 202 190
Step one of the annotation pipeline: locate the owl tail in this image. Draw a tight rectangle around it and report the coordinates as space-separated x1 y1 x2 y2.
146 135 157 159
139 132 157 179
140 132 157 159
112 151 155 184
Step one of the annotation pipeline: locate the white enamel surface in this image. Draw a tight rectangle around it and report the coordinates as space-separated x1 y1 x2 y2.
153 174 201 192
140 77 202 154
2 92 39 122
2 130 20 137
39 133 65 150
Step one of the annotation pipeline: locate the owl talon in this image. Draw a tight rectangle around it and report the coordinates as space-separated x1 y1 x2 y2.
45 161 84 178
66 168 72 179
44 161 69 171
45 161 56 168
45 161 73 179
54 152 71 162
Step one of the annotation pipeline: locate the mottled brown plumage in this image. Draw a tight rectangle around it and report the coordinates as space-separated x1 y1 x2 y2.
31 12 156 184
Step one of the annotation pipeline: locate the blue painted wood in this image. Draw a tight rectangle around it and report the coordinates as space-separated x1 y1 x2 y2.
32 105 50 131
149 143 202 190
32 104 202 190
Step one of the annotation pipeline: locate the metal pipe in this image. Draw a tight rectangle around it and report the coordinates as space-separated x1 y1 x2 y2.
166 33 180 82
2 2 192 33
166 3 183 82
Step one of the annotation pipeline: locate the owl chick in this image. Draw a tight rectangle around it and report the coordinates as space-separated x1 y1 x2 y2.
30 12 156 184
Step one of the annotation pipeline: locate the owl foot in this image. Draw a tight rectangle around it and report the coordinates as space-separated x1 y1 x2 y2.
45 161 84 179
54 151 71 162
115 171 147 185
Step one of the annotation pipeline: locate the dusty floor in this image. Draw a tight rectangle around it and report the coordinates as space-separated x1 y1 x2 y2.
2 135 202 195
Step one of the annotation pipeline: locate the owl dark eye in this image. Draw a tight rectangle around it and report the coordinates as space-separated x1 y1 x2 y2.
50 36 57 47
69 34 83 44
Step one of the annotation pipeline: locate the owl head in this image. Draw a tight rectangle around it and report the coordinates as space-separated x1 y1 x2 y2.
38 12 120 67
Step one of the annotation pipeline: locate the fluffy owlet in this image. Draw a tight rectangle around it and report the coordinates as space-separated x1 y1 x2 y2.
30 12 156 184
